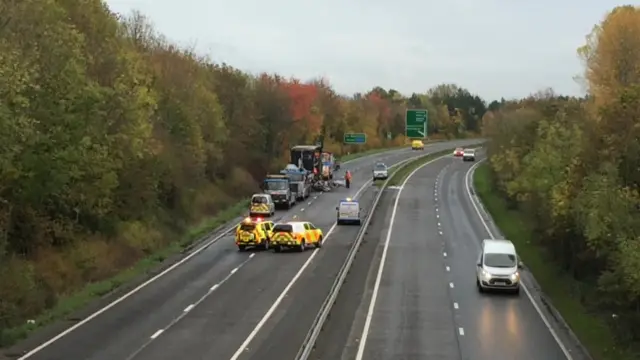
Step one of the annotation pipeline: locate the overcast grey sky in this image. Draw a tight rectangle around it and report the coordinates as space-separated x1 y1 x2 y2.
106 0 639 101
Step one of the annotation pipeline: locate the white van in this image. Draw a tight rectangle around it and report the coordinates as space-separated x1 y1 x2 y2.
336 198 361 225
476 239 523 294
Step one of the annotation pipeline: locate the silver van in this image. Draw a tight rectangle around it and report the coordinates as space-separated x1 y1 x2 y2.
476 239 523 294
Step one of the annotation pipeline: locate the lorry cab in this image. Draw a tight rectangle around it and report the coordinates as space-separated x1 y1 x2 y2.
263 174 296 209
336 198 361 225
281 167 310 201
249 194 275 217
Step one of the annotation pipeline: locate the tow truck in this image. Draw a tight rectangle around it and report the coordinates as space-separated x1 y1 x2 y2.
281 166 311 201
290 144 338 191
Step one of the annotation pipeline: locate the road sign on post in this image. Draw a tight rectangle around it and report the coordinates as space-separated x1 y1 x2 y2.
387 132 392 140
406 109 428 138
344 133 366 144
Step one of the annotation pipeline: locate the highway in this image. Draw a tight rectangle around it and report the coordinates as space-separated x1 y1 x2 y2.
11 140 478 360
311 150 585 360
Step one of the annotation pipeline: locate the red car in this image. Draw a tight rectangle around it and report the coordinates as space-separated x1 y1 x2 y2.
453 147 464 157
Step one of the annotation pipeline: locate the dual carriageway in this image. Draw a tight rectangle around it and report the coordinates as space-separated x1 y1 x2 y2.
8 140 590 360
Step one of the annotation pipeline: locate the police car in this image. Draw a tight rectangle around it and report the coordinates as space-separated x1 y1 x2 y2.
336 198 361 225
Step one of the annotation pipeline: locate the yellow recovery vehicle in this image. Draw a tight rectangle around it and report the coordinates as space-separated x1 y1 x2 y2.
235 217 274 251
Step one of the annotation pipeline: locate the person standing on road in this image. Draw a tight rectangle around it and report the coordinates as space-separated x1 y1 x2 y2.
345 170 352 189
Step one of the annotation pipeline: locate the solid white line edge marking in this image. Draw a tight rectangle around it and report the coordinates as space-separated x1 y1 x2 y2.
464 159 573 360
16 148 411 359
355 154 450 360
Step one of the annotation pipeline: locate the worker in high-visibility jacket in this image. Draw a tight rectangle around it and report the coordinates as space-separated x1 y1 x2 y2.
345 170 352 189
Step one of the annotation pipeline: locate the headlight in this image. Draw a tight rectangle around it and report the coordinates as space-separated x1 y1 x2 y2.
481 269 492 279
510 272 520 281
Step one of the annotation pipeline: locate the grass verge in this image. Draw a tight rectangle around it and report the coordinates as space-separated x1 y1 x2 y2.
382 144 481 187
339 139 445 162
1 200 249 348
473 163 630 360
2 144 420 350
340 145 404 162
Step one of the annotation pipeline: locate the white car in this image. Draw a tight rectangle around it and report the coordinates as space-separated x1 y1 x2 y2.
463 149 476 161
372 163 388 180
476 239 523 294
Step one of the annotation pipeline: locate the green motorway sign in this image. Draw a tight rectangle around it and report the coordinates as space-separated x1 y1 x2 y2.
344 133 366 144
406 109 428 138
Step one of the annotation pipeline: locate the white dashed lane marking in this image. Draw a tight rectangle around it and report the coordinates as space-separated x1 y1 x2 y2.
150 330 163 339
459 328 465 336
183 304 194 313
446 266 450 272
210 284 219 291
449 282 454 288
453 302 459 309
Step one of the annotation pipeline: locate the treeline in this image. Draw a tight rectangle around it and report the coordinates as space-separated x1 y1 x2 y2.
483 5 640 350
0 0 486 344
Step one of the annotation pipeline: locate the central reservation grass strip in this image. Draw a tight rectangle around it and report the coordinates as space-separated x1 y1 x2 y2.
473 162 632 360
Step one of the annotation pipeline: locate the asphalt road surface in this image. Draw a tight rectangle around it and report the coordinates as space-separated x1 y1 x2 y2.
311 151 582 360
11 140 478 360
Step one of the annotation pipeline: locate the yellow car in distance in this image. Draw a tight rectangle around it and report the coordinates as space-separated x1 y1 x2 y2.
271 221 323 252
411 139 425 150
235 217 274 251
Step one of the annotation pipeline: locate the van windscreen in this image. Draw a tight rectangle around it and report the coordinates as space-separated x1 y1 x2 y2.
484 253 516 268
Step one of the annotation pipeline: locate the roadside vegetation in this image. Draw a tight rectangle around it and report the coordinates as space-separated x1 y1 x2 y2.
478 5 640 359
0 0 487 347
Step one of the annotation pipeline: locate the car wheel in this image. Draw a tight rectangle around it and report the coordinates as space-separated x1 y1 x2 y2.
262 239 270 250
274 245 282 253
476 279 484 292
316 236 323 248
298 239 306 252
513 287 520 295
238 245 246 252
